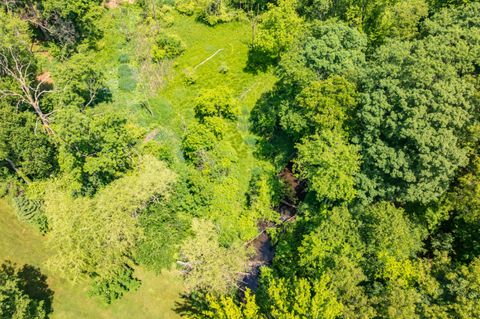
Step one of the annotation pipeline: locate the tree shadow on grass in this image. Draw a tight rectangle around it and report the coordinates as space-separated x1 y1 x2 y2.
244 47 278 74
173 291 210 318
18 264 54 315
1 261 54 317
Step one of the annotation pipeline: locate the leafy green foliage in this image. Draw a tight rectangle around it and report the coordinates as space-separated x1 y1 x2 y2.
356 9 480 204
53 54 110 108
151 32 186 61
53 108 139 195
13 196 48 233
279 75 357 139
182 123 219 160
136 196 190 272
199 0 235 25
2 0 480 315
253 0 304 59
260 271 343 319
89 265 140 304
0 261 52 319
279 21 367 85
358 202 423 279
0 108 57 180
204 289 264 318
179 219 250 294
2 0 103 52
194 86 239 121
175 0 235 25
44 155 176 299
294 131 360 202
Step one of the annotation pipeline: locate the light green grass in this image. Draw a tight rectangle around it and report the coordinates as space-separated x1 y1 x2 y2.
0 200 182 319
16 4 279 318
90 5 277 190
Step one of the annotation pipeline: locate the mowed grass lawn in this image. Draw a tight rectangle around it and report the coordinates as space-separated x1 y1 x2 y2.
0 200 182 319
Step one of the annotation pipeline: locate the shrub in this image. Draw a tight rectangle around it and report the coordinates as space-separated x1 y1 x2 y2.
175 0 235 25
200 0 235 26
13 196 48 233
182 124 218 160
183 67 198 85
175 0 202 15
194 86 239 121
89 266 140 304
151 33 186 62
218 62 229 74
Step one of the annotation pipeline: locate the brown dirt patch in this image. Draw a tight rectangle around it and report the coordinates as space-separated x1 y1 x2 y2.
105 0 135 9
37 72 53 85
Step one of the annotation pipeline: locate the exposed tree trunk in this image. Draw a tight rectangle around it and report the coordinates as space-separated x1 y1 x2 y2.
5 159 31 184
0 48 53 134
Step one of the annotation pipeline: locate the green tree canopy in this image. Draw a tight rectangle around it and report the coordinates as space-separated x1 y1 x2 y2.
0 107 57 180
194 86 239 121
279 75 357 140
44 156 176 293
356 5 480 204
0 261 52 319
253 0 304 59
179 219 250 294
279 21 367 86
294 131 360 202
53 108 139 195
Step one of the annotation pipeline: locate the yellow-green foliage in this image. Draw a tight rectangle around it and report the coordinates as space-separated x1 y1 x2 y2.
204 289 264 318
151 32 186 62
44 156 176 281
264 273 343 319
253 0 304 57
179 219 250 294
194 86 239 121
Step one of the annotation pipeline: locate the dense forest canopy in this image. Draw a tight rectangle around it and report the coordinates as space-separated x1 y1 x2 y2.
0 0 479 318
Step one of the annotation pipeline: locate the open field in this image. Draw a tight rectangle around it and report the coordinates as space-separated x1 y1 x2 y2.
0 200 183 318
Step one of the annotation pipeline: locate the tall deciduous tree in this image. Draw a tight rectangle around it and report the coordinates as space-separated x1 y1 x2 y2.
357 4 480 204
53 54 109 109
279 21 367 86
253 0 304 58
279 75 357 140
44 155 176 297
0 107 56 180
0 261 52 319
1 0 103 52
53 108 139 195
294 131 360 202
178 219 250 294
0 11 52 131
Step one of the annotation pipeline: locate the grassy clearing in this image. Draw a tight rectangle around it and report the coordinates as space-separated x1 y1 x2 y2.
3 4 278 318
88 5 277 192
0 200 182 319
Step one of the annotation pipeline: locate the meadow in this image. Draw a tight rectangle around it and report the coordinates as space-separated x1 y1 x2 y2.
1 4 276 318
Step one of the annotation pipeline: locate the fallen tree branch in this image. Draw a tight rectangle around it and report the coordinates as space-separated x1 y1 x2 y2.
194 48 224 70
5 159 31 185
